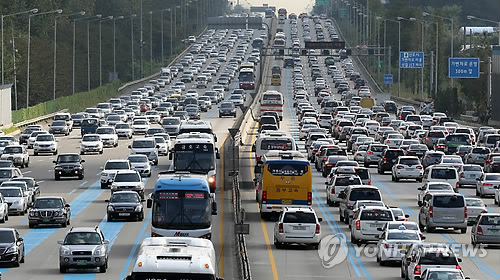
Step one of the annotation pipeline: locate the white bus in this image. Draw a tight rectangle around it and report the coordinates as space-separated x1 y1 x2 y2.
260 90 284 120
124 237 222 280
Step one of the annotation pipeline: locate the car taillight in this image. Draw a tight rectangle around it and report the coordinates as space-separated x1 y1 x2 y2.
429 206 433 218
278 223 284 233
323 157 327 162
208 174 216 191
460 172 464 178
414 264 421 275
386 140 390 143
425 137 430 141
256 156 261 162
355 220 360 230
368 178 371 184
307 192 312 205
464 207 467 219
456 265 461 270
477 225 483 234
397 165 404 169
315 224 321 234
468 154 472 158
456 182 460 189
367 151 373 155
262 191 267 203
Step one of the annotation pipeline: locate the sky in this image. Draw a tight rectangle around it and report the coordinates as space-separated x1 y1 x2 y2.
236 0 316 15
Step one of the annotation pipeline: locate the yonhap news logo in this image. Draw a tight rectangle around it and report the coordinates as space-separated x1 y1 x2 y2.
317 233 349 268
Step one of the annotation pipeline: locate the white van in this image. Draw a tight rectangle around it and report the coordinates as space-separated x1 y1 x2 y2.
260 91 284 121
254 132 296 162
423 165 459 192
195 75 208 88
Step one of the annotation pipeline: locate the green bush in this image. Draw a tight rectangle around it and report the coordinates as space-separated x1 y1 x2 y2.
12 81 122 124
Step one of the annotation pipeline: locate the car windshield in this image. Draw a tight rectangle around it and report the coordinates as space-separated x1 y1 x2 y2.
114 173 140 182
115 124 130 129
127 156 147 163
52 121 66 126
360 210 393 221
57 154 80 163
221 103 234 108
0 231 15 243
83 135 100 142
154 137 165 144
0 141 9 147
388 223 418 231
425 271 464 280
485 174 500 181
283 212 316 223
97 128 114 134
0 188 21 197
111 192 140 203
34 198 63 209
3 147 22 154
387 232 419 240
132 140 154 148
37 135 54 141
105 162 129 170
64 232 102 245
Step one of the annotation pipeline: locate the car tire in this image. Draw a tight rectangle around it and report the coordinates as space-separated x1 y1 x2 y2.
394 176 399 182
13 255 20 267
80 151 84 155
20 252 24 263
99 261 107 273
55 175 60 181
59 266 66 273
312 243 319 249
138 211 144 221
460 228 467 234
61 220 67 228
476 188 480 196
0 214 4 223
417 177 422 182
34 152 38 156
100 183 107 189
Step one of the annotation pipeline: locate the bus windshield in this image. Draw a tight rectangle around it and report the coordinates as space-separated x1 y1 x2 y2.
238 71 254 82
174 144 215 172
131 273 215 280
152 191 211 230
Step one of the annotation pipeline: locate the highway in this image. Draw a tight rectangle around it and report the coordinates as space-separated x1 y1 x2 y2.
239 16 500 280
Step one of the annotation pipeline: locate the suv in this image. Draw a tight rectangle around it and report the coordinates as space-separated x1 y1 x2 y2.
391 156 423 182
325 175 362 207
0 228 24 266
377 149 404 174
28 196 70 228
406 246 462 280
350 205 395 244
129 138 159 165
105 191 145 222
0 145 30 168
0 186 28 215
80 134 104 155
273 207 322 249
339 185 382 224
219 101 237 118
53 153 85 180
110 170 145 198
58 227 109 273
471 213 500 246
363 144 388 167
100 160 132 189
127 154 152 177
33 134 58 156
418 193 467 233
95 127 118 148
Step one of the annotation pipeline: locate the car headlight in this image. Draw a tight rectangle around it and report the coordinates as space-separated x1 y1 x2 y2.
111 184 117 190
107 205 114 212
13 201 19 205
135 205 142 212
6 246 17 254
54 211 63 217
134 184 143 190
60 246 71 255
29 210 39 217
94 246 106 256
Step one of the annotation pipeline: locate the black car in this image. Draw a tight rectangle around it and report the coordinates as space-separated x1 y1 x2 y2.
28 196 70 228
377 149 405 174
53 153 85 180
219 102 236 118
105 191 144 222
382 101 398 114
0 228 24 267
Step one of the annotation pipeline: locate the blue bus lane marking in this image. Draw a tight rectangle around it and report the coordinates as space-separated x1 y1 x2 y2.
283 68 371 279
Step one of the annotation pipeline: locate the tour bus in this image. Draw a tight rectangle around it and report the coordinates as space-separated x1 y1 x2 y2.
125 237 222 280
146 173 217 239
254 151 312 219
178 120 218 142
238 68 255 90
170 132 220 192
254 131 296 162
260 90 284 120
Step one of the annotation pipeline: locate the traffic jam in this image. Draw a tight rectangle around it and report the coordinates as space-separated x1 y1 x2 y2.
251 9 500 280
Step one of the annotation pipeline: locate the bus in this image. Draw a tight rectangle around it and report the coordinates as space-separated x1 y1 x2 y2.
169 132 220 192
278 8 287 18
271 73 281 86
125 237 222 280
260 90 284 120
265 8 274 18
254 151 312 219
273 38 286 48
254 131 297 162
238 68 255 90
146 173 217 239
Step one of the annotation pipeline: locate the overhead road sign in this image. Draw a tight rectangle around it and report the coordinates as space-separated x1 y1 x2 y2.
208 16 263 29
448 57 480 78
305 41 345 49
399 51 424 68
384 74 393 84
250 6 276 13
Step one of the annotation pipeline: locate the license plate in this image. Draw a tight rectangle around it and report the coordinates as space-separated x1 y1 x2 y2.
119 213 131 216
42 218 50 222
397 245 409 249
370 224 381 227
293 226 306 230
443 216 455 220
282 200 292 205
468 174 476 179
76 260 87 265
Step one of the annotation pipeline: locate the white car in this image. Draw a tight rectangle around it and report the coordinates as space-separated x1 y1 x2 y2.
376 226 424 265
95 127 118 148
353 145 369 162
110 170 145 198
229 94 244 107
115 123 133 139
0 145 30 168
145 111 161 124
465 198 488 225
350 206 395 244
100 160 133 189
0 181 33 206
391 156 424 182
80 134 104 155
0 187 28 215
0 193 8 222
417 182 454 207
273 207 322 249
153 136 169 156
326 175 362 207
33 134 58 156
127 155 152 177
27 131 49 148
132 119 150 135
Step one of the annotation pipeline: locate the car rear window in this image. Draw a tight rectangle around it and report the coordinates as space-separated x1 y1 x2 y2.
335 177 362 186
355 169 370 180
433 195 464 208
428 131 445 138
283 212 316 223
431 168 456 179
419 252 458 265
400 158 420 165
480 215 500 225
485 174 500 181
463 165 482 172
360 210 393 221
370 145 386 152
350 189 381 201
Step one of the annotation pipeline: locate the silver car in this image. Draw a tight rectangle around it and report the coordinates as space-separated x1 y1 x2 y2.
476 173 500 198
363 144 388 167
459 164 483 187
471 213 500 246
418 193 467 233
465 198 487 225
465 147 490 165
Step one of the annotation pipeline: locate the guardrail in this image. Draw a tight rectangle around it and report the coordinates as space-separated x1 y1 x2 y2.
5 109 69 134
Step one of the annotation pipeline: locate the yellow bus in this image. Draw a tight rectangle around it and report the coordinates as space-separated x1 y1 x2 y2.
271 73 281 85
254 151 312 219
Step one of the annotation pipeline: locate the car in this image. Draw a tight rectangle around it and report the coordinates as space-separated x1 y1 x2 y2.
422 151 444 169
476 173 500 198
325 175 362 207
465 198 487 226
390 207 410 221
0 160 14 168
416 268 466 280
58 227 109 273
129 138 159 165
0 187 28 215
349 200 386 226
0 193 8 223
131 119 150 135
363 144 387 167
417 182 454 207
95 127 118 148
152 136 169 156
418 192 467 233
0 145 29 168
33 134 58 156
110 170 145 198
422 165 459 192
0 167 23 184
377 149 405 174
49 120 71 136
391 156 423 182
465 147 490 165
273 207 322 249
12 177 40 203
26 131 49 148
80 134 104 155
100 160 133 189
459 164 483 187
0 228 24 267
405 144 428 158
229 94 244 107
1 180 34 206
28 196 70 228
219 102 237 118
53 153 85 180
127 154 152 177
406 246 463 280
161 117 181 136
19 126 43 144
471 213 500 246
400 243 450 280
484 156 500 173
105 191 145 222
376 226 424 265
350 205 395 244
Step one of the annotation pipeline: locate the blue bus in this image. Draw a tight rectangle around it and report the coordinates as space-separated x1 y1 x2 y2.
147 172 217 239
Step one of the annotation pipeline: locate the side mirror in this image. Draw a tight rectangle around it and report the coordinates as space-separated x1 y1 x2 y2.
417 187 423 191
147 199 152 208
103 239 110 244
104 199 110 203
57 240 64 245
80 160 85 163
156 145 160 148
169 152 173 160
377 227 383 231
65 204 70 207
53 161 57 164
212 201 218 215
458 258 463 262
405 214 410 218
141 199 146 202
100 167 104 170
421 235 426 240
318 217 323 223
128 145 132 149
17 237 23 242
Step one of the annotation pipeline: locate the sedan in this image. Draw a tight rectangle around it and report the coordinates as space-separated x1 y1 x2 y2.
391 156 423 182
376 228 424 265
106 191 145 222
476 173 500 198
49 121 70 136
471 213 500 246
465 198 487 225
417 182 454 207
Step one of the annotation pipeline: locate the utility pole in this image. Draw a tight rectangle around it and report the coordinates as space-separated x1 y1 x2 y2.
140 0 144 78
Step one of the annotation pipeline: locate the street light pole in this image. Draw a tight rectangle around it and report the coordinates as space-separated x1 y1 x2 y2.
140 0 143 78
396 17 402 97
169 9 173 57
467 15 500 46
112 16 124 80
129 14 137 81
423 12 453 88
149 11 153 75
99 16 113 87
87 15 103 91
